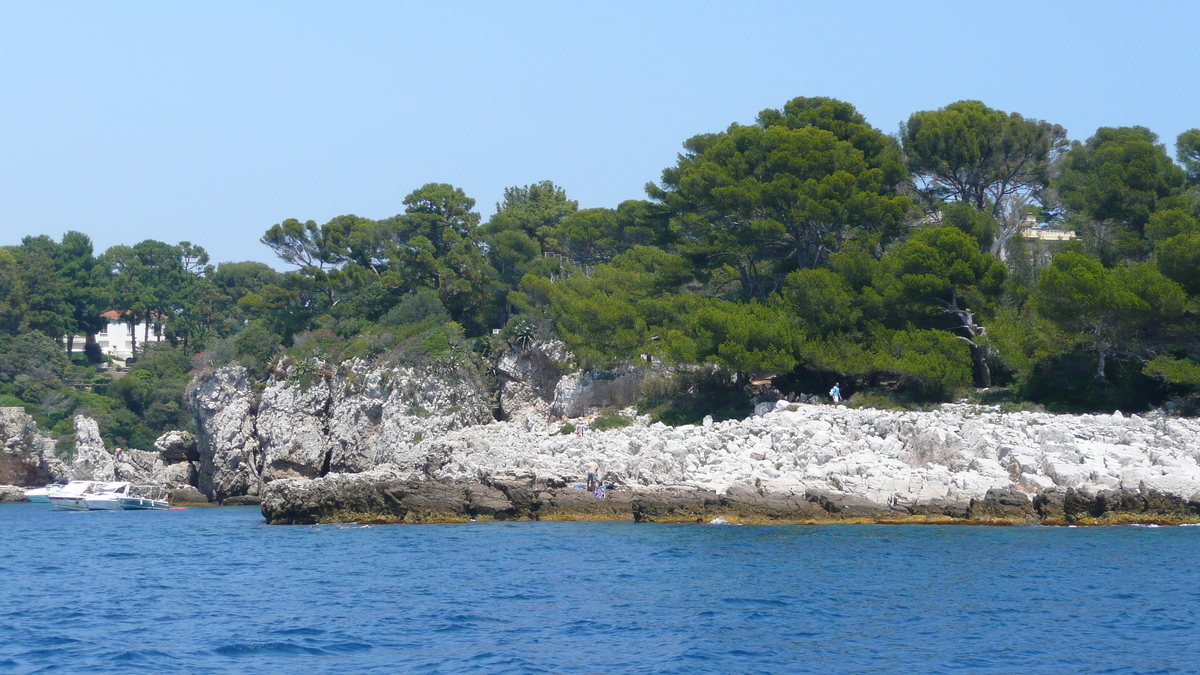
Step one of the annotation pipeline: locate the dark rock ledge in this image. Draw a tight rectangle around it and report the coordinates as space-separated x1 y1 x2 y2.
261 475 1200 526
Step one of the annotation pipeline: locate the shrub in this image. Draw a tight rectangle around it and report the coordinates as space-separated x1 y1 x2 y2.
591 414 632 431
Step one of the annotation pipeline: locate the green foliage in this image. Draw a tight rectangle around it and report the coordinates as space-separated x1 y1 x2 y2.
491 180 578 241
590 413 633 431
782 268 862 337
1143 357 1200 387
0 331 70 386
382 289 450 327
845 391 908 411
1056 127 1187 262
233 321 282 377
937 202 1000 252
1020 346 1165 414
1035 251 1188 382
1144 209 1198 244
1154 233 1200 296
637 370 752 426
6 97 1200 435
1177 129 1200 185
649 96 909 295
901 100 1066 214
883 329 974 399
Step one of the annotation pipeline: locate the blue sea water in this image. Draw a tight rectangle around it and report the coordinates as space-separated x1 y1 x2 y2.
1 505 1198 674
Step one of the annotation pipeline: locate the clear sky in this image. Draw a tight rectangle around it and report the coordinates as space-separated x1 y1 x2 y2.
1 1 1197 267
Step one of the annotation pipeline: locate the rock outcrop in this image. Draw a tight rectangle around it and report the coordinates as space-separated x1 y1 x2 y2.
549 364 648 419
495 340 566 420
186 359 492 503
0 407 207 504
261 402 1200 525
187 365 263 502
0 484 28 502
60 417 208 503
155 431 198 462
69 416 116 481
0 407 65 486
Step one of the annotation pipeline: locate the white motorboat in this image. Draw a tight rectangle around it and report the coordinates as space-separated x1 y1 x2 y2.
48 481 99 511
117 485 170 510
24 479 70 503
84 482 133 510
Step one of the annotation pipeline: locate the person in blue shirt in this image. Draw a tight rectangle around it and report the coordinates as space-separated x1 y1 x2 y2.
829 383 841 404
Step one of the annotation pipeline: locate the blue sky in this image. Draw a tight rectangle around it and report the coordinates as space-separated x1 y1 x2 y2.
1 1 1197 267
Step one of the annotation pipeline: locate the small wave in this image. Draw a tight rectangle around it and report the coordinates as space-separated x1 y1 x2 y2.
721 597 788 608
113 649 174 663
213 642 326 656
270 626 326 637
444 614 509 625
323 641 373 653
709 517 741 525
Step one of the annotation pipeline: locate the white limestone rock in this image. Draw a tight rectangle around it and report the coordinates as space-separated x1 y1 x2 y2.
257 369 332 480
70 416 115 481
187 365 263 502
0 406 65 485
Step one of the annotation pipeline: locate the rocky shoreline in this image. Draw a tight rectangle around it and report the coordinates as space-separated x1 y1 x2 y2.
255 385 1200 526
6 357 1200 527
260 476 1200 526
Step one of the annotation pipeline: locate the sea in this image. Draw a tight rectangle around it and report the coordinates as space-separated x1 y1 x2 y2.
1 505 1197 674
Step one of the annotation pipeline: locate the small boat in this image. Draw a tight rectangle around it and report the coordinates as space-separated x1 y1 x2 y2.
117 485 169 510
48 481 99 511
24 478 70 503
84 482 133 510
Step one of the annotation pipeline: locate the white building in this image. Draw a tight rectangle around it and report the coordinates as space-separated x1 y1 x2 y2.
65 311 164 361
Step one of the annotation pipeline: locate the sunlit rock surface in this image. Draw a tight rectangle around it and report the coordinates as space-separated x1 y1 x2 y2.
261 402 1200 524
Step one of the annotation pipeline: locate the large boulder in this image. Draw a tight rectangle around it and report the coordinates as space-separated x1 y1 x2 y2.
0 485 28 502
0 407 65 485
186 358 494 500
155 431 198 462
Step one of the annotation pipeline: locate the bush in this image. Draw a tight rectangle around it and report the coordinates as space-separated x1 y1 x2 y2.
637 369 752 426
845 391 908 411
234 322 282 377
591 413 632 431
382 290 449 328
1020 347 1165 413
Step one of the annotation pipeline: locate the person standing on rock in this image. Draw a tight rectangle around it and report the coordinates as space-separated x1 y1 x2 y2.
829 383 841 405
586 463 600 492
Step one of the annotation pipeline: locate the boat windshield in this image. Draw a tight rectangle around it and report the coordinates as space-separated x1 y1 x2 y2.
94 483 130 495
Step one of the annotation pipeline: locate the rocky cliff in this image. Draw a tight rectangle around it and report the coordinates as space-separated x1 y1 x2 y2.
186 359 492 504
260 402 1200 525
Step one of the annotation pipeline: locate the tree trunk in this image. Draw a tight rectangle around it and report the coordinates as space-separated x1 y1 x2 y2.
970 342 992 388
128 320 137 357
66 334 74 355
1096 348 1108 382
